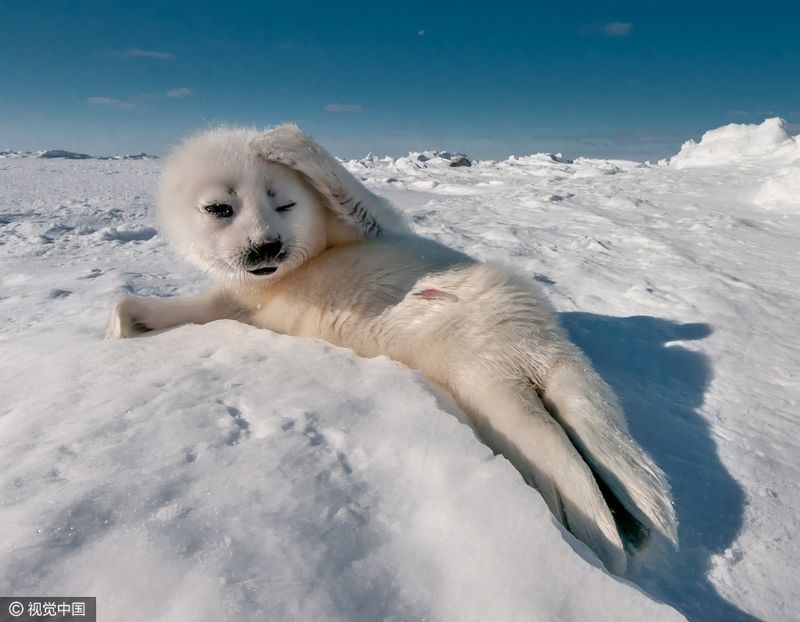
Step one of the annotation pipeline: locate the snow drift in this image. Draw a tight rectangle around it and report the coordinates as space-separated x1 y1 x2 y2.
754 159 800 208
669 117 800 169
0 326 683 622
666 117 800 210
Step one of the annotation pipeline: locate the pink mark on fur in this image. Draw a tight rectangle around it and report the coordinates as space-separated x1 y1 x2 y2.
413 288 459 302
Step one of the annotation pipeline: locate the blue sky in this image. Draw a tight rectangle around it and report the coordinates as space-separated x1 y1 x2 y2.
1 1 798 160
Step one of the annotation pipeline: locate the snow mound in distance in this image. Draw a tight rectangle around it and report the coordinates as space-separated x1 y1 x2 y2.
99 152 159 161
0 149 30 158
39 149 93 159
396 150 472 169
669 117 800 169
0 149 158 160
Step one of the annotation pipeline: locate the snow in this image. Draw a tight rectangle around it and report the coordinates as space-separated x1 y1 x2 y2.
2 118 799 621
669 117 800 169
754 159 800 208
668 118 800 213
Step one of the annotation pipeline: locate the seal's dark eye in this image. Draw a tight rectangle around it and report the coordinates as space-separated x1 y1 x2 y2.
204 203 233 218
276 202 296 213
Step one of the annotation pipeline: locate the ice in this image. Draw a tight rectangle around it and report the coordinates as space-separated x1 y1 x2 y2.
2 119 799 620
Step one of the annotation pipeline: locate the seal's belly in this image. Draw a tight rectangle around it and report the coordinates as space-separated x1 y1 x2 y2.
245 235 474 357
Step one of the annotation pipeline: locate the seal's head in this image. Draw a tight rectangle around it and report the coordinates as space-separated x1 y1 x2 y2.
159 128 331 285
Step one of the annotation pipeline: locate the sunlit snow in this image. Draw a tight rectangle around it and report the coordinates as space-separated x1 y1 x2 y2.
1 118 798 621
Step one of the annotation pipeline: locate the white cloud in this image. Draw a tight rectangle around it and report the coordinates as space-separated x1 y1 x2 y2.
580 22 633 38
324 104 364 113
166 87 192 99
87 96 136 110
122 48 174 60
603 22 633 36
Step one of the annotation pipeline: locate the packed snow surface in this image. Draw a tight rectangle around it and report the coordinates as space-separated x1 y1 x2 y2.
1 119 798 621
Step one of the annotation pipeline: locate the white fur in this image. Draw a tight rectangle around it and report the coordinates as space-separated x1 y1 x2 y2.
109 125 678 573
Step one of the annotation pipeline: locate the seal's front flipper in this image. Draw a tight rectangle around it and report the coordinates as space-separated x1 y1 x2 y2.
106 289 240 339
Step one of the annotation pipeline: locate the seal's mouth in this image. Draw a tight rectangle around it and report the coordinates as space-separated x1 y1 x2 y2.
247 266 278 276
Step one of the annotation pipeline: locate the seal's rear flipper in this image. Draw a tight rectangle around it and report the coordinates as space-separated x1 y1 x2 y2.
459 378 628 574
541 361 679 548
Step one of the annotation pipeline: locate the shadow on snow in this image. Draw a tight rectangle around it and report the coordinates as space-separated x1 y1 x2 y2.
561 313 758 622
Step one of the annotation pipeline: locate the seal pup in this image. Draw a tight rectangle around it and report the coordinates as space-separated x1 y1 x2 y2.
108 125 677 573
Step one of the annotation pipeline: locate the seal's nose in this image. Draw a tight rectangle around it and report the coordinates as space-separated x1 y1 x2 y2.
246 239 283 264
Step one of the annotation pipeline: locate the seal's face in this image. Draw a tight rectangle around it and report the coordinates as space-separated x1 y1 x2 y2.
159 129 329 285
